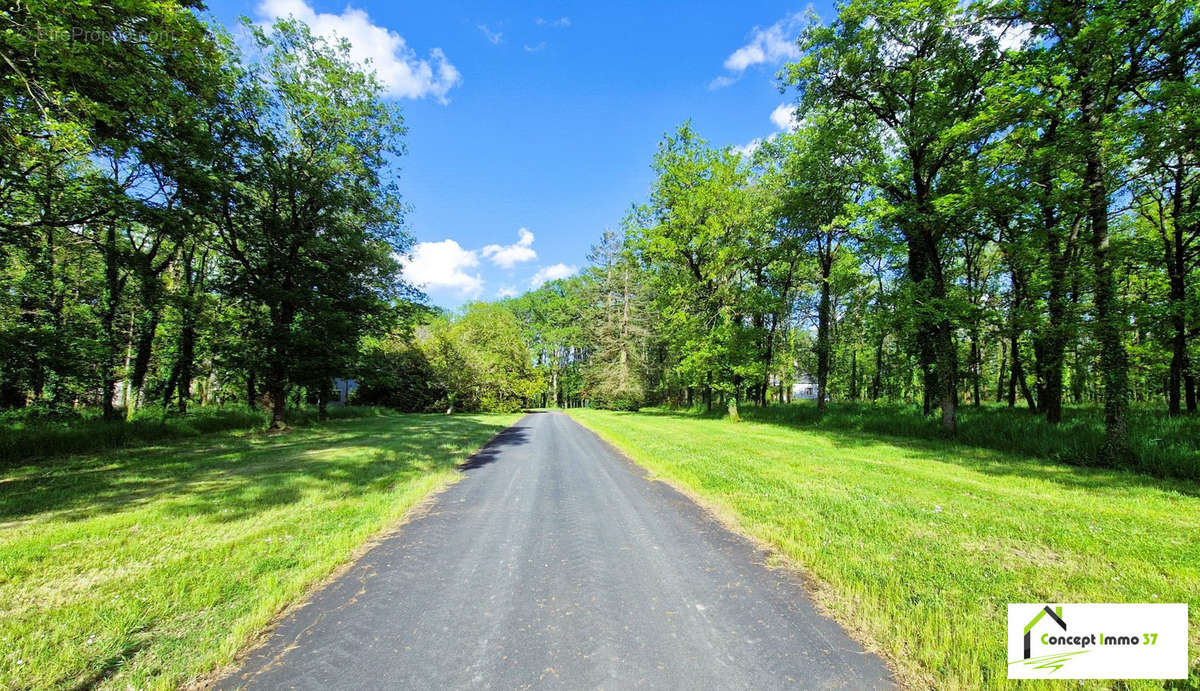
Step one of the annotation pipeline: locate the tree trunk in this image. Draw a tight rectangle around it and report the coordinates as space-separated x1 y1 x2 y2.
997 339 1007 404
127 306 160 417
816 256 832 413
906 231 941 419
914 219 957 432
246 370 257 410
1165 157 1189 416
871 334 884 401
969 334 981 407
269 381 286 427
100 221 123 421
1166 265 1187 417
175 307 196 414
1010 336 1037 411
1082 84 1131 463
850 348 858 401
1036 120 1071 424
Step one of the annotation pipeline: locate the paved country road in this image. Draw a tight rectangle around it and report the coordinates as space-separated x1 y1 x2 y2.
217 411 894 690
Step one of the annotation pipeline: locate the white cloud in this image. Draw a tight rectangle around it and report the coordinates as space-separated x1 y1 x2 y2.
497 285 519 298
256 0 461 103
481 228 537 268
712 12 805 88
707 75 737 90
731 137 765 158
535 17 571 28
400 239 483 296
530 263 578 288
770 103 801 131
984 20 1033 53
477 24 502 45
524 42 546 53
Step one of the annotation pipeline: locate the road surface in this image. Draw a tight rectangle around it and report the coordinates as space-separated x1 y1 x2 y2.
217 411 893 689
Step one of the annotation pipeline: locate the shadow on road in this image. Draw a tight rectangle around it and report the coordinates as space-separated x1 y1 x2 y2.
459 418 532 471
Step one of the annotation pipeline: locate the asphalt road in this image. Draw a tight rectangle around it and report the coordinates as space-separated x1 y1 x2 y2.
217 411 894 690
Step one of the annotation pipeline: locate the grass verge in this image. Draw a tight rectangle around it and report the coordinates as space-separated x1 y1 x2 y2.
0 411 520 689
567 407 1200 689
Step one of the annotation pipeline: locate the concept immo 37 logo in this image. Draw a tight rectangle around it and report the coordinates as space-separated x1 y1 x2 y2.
1007 603 1188 680
1014 605 1089 674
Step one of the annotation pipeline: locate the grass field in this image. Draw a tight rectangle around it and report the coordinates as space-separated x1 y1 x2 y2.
0 411 519 689
568 406 1200 689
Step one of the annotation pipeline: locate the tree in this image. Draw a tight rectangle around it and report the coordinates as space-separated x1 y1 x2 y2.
214 20 409 427
1 0 230 416
994 0 1200 456
1126 13 1200 415
763 111 875 411
786 0 1003 431
420 303 542 413
584 229 655 410
632 124 757 420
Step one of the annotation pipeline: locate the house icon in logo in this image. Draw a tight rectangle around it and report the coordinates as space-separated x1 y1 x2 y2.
1023 605 1066 659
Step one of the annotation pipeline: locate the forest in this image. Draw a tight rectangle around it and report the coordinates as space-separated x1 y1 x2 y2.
3 0 1199 478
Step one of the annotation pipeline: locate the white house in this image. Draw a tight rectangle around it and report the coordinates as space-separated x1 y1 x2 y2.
792 374 819 400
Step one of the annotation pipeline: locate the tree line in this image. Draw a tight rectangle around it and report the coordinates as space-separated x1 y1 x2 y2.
4 0 1198 469
478 0 1199 467
1 2 412 427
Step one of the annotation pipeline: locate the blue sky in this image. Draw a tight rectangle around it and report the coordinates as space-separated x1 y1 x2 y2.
203 0 828 307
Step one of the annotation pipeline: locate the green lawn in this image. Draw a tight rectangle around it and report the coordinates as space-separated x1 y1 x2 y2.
0 411 519 689
568 407 1200 689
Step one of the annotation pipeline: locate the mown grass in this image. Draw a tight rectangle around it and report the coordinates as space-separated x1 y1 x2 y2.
0 411 519 689
568 406 1200 689
677 401 1200 480
0 404 389 465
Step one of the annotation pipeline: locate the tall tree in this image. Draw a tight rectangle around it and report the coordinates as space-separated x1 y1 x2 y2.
764 111 875 412
786 0 1002 432
998 0 1200 456
215 20 409 427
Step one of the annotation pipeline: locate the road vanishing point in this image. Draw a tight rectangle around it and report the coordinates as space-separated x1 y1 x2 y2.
218 411 894 689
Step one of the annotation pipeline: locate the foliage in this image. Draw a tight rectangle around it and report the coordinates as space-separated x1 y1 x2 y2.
0 6 413 428
499 0 1200 477
419 303 542 413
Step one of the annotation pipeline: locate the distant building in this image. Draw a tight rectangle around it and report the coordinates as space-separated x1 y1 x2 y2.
792 374 819 400
332 378 358 405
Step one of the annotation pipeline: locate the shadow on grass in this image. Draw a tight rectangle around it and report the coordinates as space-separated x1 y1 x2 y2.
608 405 1200 498
0 414 526 524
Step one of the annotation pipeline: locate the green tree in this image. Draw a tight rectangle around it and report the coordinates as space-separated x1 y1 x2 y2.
785 0 1002 431
213 19 409 427
421 303 541 413
762 111 876 411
